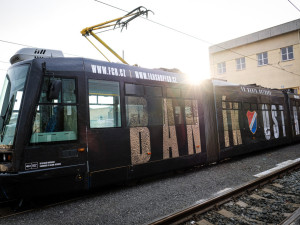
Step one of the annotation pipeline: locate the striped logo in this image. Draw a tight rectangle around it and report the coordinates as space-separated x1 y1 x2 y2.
247 111 257 134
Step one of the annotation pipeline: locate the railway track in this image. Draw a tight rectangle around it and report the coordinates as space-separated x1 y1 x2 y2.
0 160 299 224
150 160 300 225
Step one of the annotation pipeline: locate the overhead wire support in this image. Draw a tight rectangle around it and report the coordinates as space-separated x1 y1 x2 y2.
84 36 111 62
93 0 300 77
81 6 153 64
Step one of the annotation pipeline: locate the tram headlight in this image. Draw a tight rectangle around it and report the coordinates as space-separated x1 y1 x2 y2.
1 153 12 162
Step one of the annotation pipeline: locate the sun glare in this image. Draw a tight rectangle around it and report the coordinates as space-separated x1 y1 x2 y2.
184 68 211 85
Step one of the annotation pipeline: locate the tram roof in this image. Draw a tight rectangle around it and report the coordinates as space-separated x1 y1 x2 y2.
10 56 190 85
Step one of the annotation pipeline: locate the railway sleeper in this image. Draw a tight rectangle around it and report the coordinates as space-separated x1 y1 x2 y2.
201 209 257 225
218 208 263 224
272 183 284 188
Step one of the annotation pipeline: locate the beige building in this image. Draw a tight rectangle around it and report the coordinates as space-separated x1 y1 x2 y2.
209 19 300 93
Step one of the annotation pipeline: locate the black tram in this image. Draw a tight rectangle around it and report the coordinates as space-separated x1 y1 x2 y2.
0 48 299 199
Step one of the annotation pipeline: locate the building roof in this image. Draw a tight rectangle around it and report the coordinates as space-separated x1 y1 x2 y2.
209 19 300 54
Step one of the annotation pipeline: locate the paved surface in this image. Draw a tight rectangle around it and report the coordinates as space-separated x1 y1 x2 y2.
1 143 300 225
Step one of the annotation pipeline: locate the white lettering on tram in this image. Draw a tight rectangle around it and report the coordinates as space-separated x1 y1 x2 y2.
293 106 300 135
186 100 201 154
91 64 178 83
129 99 203 165
262 104 285 139
134 71 177 83
162 99 179 159
240 86 272 96
271 105 279 139
279 105 286 137
262 104 271 140
91 65 126 77
130 127 151 165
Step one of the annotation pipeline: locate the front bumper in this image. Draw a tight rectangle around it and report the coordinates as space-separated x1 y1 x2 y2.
0 163 12 172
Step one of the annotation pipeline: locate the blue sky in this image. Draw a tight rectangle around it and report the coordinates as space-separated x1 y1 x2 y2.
0 0 299 84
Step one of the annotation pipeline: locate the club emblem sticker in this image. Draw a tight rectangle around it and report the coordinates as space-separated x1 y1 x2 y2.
247 111 257 134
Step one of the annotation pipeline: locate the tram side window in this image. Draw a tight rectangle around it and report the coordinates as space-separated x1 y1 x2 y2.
251 104 258 110
30 77 77 143
167 88 180 98
182 87 195 99
185 100 198 125
88 79 121 128
166 88 183 125
145 86 163 125
147 97 163 125
243 103 250 111
222 100 242 147
125 84 163 126
38 77 76 104
126 96 148 127
145 86 162 97
170 99 183 125
125 83 144 96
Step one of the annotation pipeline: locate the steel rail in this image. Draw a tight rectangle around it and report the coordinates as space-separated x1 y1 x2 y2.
149 160 300 225
280 207 300 225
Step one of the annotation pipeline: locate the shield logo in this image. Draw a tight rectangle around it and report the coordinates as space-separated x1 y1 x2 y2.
247 111 257 134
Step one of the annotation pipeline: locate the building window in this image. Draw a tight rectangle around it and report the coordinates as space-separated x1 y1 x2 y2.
236 57 246 70
281 46 294 61
217 62 226 74
257 52 268 66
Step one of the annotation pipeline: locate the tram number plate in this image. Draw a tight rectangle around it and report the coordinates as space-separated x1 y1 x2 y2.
25 162 38 170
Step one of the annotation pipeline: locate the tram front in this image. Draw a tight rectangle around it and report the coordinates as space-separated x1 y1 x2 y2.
0 64 30 172
0 48 66 200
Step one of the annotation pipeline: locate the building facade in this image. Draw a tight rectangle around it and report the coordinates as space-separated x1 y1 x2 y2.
209 19 300 93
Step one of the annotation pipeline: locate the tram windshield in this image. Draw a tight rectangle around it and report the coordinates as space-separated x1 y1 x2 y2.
0 64 29 147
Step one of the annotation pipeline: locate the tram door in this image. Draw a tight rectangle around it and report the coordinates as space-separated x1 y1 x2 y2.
24 73 88 192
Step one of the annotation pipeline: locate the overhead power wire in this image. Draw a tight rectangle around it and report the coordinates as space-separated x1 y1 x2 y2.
0 39 81 57
94 27 119 35
0 39 34 48
93 0 300 77
94 0 126 12
94 0 211 45
0 1 298 77
288 0 300 12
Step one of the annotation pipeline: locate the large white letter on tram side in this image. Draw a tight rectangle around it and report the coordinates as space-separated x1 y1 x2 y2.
130 127 151 165
163 99 179 159
279 105 286 137
262 104 271 140
128 97 151 165
271 105 279 139
185 100 201 154
293 106 300 135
